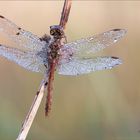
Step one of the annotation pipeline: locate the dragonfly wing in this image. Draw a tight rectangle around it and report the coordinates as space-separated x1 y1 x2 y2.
58 56 122 76
62 29 126 56
0 44 46 73
0 15 47 51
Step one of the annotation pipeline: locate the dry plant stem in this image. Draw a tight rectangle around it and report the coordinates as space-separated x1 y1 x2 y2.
16 0 72 140
16 74 48 140
60 0 72 29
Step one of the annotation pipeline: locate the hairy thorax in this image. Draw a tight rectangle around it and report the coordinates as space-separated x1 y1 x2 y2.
48 39 61 60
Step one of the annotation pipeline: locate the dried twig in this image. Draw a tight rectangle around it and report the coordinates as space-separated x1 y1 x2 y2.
16 0 72 140
16 75 48 140
60 0 72 29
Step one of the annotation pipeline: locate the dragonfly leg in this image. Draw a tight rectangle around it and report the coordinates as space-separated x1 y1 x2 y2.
64 35 67 43
40 34 51 43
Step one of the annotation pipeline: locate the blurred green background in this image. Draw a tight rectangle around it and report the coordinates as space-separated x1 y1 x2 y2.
0 1 140 140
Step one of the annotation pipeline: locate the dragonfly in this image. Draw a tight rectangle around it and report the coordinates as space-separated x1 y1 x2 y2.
0 15 126 115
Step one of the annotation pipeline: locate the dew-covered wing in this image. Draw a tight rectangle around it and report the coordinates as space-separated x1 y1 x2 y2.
0 44 46 73
62 29 126 56
0 15 46 51
58 56 122 75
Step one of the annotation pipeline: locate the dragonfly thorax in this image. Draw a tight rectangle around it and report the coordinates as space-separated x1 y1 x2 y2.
48 40 61 60
50 25 64 39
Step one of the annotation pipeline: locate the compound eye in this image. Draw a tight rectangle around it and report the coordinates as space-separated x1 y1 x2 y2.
50 30 55 35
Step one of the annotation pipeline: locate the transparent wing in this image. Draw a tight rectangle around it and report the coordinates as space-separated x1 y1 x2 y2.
0 44 46 73
58 56 122 75
61 29 126 57
0 15 46 51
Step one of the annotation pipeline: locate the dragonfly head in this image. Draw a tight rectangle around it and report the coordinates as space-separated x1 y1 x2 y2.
50 25 64 39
